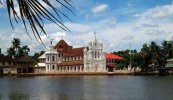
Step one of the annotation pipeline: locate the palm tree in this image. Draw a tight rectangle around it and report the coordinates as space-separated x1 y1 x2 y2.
12 38 21 49
149 41 160 67
162 41 173 59
7 38 30 58
0 0 73 42
7 47 15 58
11 38 21 56
140 43 151 71
21 45 30 56
161 41 173 67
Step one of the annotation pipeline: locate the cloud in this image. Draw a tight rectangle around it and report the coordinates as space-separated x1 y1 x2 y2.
135 3 173 19
122 35 134 40
145 28 166 35
92 4 108 14
1 1 173 55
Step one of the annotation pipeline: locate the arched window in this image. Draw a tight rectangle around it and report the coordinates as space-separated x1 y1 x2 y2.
47 65 49 70
52 56 55 61
92 51 94 58
47 56 49 61
98 51 100 58
52 65 55 70
95 51 97 58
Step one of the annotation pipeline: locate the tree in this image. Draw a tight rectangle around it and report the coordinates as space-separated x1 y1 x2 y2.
33 51 45 61
140 43 151 71
160 41 173 67
21 46 30 55
0 0 73 42
11 38 21 56
7 38 30 58
7 47 15 57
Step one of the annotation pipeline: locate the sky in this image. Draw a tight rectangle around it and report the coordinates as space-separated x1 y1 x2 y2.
0 0 173 55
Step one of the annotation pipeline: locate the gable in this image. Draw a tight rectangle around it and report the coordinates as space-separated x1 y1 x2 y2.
54 39 72 53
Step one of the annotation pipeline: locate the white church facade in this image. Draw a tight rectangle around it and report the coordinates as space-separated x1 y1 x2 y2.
37 33 107 73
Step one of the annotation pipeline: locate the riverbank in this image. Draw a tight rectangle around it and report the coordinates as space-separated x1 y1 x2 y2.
1 69 173 77
2 71 172 77
2 71 133 77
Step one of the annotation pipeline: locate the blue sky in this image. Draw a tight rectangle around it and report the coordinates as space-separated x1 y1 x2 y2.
0 0 173 55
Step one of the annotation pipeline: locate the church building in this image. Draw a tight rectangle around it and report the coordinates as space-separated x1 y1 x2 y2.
37 33 106 73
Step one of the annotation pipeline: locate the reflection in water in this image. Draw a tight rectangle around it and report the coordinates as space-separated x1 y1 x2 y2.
0 76 173 100
9 94 29 100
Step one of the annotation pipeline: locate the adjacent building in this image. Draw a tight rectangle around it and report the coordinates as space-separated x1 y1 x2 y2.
106 53 124 71
0 48 16 74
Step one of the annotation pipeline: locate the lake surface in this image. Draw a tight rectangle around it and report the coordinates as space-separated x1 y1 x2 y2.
0 75 173 100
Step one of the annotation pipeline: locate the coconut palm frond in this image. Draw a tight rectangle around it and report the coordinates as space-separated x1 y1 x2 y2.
5 0 73 42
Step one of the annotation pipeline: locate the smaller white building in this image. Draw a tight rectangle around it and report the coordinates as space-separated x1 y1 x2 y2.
45 43 59 73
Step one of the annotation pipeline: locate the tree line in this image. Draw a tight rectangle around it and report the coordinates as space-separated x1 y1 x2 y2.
113 41 173 72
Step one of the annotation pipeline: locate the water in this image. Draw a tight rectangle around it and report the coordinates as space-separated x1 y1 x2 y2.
0 76 173 100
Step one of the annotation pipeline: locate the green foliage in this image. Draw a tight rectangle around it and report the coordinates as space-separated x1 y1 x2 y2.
7 38 30 58
113 40 173 72
114 49 141 69
116 63 125 70
32 51 45 61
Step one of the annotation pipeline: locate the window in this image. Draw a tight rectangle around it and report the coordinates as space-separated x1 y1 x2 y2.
92 51 94 58
47 65 49 70
98 51 100 58
47 56 49 61
52 56 55 61
52 65 55 69
66 57 68 61
9 62 11 65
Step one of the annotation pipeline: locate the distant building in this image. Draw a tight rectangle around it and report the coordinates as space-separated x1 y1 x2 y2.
0 48 16 74
166 58 173 68
37 33 107 73
15 56 36 73
0 48 37 74
106 53 124 72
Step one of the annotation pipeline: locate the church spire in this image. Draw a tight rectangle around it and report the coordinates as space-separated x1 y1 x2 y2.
50 39 53 46
94 32 97 41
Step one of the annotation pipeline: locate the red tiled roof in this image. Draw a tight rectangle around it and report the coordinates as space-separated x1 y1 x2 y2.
54 39 71 53
63 47 85 57
54 39 85 57
58 61 84 66
106 53 124 60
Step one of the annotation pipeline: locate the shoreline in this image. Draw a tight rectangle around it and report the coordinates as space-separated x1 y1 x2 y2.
2 71 173 77
12 72 134 77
